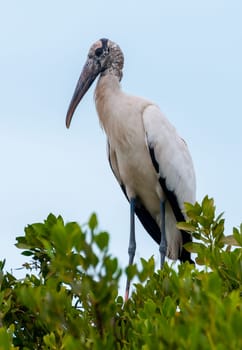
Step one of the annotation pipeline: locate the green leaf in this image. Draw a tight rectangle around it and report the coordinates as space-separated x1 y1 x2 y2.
184 201 202 218
222 235 241 247
45 213 60 227
0 330 9 349
232 227 242 246
177 222 196 232
104 257 119 278
0 259 6 270
212 219 225 239
144 299 157 315
94 231 109 250
193 232 202 240
202 195 215 220
183 241 205 254
15 236 30 249
195 256 206 265
162 296 176 318
126 264 138 280
88 213 98 231
197 216 211 230
21 250 34 257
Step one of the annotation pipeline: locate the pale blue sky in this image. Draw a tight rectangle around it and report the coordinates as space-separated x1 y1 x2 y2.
1 1 242 289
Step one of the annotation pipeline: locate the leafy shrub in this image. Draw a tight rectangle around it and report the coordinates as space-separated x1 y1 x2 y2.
0 197 241 349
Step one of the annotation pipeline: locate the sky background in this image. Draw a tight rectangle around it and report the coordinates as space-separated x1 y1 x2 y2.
1 0 242 293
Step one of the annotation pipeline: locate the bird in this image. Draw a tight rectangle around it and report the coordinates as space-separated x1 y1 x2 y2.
65 38 196 300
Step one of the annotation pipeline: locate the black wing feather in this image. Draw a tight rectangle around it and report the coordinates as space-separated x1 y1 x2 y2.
149 145 193 263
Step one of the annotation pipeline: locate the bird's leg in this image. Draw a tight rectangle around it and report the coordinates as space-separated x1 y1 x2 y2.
125 197 136 301
159 200 167 269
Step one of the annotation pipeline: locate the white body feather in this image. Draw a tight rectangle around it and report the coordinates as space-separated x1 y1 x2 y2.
95 74 196 260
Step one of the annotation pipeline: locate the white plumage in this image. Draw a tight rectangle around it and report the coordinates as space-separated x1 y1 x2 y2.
66 38 196 299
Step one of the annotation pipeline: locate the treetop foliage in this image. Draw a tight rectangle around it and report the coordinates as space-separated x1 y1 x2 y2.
0 196 241 349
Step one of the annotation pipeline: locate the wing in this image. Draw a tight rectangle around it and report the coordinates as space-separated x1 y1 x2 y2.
143 104 196 212
107 140 161 245
143 105 196 261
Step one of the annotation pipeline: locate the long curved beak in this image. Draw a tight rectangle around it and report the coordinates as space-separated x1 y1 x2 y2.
65 58 100 128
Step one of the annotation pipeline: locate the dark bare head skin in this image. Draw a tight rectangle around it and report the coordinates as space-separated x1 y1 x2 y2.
65 38 124 128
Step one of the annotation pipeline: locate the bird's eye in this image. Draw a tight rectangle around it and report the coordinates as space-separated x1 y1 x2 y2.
95 48 103 57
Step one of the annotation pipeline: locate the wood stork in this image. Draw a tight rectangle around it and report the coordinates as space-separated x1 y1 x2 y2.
65 38 196 300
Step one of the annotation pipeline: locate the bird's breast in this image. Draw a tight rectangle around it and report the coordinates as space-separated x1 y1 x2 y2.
95 76 162 211
106 110 161 212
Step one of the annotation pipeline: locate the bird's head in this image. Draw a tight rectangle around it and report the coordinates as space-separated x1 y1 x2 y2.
66 38 124 128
